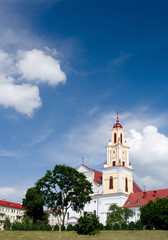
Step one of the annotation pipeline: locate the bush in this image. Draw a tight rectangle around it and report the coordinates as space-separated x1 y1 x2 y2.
99 223 104 230
54 224 59 231
4 217 11 230
113 223 120 230
135 220 144 230
121 222 128 230
67 224 74 231
105 223 112 230
77 212 101 235
73 224 79 231
61 225 65 231
129 221 136 230
146 223 153 230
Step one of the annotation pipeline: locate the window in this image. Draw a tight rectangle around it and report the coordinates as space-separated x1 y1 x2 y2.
135 200 141 203
127 201 131 204
94 210 96 215
120 133 122 143
114 133 117 143
113 161 116 166
67 212 69 220
125 177 128 192
122 161 125 166
109 176 113 189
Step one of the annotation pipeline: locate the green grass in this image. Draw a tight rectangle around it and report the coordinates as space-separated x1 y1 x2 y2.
0 230 168 240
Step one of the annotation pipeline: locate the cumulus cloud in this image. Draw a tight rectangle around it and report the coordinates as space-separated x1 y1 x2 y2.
0 48 66 116
17 49 66 86
127 125 168 189
0 82 41 116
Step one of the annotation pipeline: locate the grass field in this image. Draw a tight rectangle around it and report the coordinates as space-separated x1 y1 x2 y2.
0 230 168 240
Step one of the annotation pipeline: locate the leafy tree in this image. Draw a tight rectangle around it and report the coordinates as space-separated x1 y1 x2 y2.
4 217 11 230
22 213 33 224
107 204 124 225
123 207 134 223
107 204 133 226
77 212 100 235
140 197 168 230
36 165 93 240
23 187 47 224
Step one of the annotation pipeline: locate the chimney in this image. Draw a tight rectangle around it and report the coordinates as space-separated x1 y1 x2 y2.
143 191 146 198
153 190 157 197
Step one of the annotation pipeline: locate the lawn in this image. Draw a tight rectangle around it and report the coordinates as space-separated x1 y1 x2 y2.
0 230 168 240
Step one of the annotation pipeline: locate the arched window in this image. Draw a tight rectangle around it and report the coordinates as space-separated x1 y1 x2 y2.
120 133 122 143
109 176 113 189
114 133 117 143
125 177 128 192
113 161 116 166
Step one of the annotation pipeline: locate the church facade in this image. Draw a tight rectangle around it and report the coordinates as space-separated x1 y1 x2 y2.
66 114 143 226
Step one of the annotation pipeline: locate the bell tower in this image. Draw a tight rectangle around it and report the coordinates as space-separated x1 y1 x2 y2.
102 113 133 195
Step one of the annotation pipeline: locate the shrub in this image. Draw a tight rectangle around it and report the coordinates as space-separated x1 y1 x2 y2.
135 220 144 230
77 212 101 235
54 224 59 231
105 223 112 230
113 223 120 230
61 225 65 231
4 217 11 230
73 224 79 231
129 221 136 230
99 223 104 230
121 222 128 230
67 224 74 231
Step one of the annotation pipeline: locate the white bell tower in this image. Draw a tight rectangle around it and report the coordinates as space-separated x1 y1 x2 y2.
102 113 133 195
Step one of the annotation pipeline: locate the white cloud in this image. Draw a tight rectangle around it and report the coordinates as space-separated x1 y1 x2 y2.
0 82 41 117
0 48 66 116
17 49 66 86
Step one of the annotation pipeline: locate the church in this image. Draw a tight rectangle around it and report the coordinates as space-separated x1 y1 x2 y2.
66 113 168 226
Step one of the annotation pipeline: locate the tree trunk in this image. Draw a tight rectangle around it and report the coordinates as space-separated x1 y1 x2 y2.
59 223 61 240
56 215 62 240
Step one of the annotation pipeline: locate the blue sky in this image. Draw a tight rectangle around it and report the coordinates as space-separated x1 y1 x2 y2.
0 0 168 202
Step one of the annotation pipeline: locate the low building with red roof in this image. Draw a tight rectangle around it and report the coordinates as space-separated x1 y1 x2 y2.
0 200 25 230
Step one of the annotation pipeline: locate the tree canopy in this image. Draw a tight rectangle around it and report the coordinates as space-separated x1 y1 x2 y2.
107 204 133 225
140 197 168 230
36 165 93 239
22 187 46 224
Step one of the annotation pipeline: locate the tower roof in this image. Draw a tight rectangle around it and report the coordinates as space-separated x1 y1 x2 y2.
113 112 123 128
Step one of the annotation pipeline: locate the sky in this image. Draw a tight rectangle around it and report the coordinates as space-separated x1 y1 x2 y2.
0 0 168 203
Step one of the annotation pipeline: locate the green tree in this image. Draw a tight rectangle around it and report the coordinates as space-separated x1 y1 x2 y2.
140 197 168 230
77 212 100 235
107 204 133 226
107 204 124 225
4 217 11 230
22 187 46 224
123 207 134 223
36 165 93 240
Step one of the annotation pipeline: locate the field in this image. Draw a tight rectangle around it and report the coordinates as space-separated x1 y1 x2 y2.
0 230 168 240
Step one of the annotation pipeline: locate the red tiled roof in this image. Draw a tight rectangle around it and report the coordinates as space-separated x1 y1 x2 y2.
133 181 143 193
123 188 168 208
79 164 102 184
0 200 25 210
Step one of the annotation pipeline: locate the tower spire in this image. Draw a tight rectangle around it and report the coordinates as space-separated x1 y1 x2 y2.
113 112 123 128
